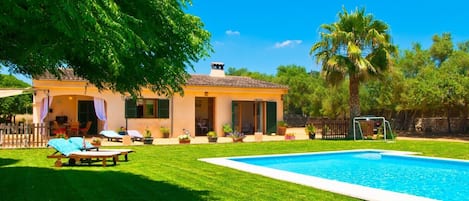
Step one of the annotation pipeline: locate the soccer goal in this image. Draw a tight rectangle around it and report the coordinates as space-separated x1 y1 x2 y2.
353 116 394 141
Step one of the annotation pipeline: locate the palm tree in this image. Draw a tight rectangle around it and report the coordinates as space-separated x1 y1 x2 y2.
310 7 397 138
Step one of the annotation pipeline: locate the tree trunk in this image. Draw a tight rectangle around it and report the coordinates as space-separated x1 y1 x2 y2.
447 104 452 133
460 102 468 133
348 74 361 138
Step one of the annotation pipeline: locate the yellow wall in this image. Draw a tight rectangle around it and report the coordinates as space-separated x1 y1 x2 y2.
33 80 287 138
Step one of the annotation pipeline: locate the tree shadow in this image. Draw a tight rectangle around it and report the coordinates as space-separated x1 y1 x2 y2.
0 157 19 167
0 167 214 201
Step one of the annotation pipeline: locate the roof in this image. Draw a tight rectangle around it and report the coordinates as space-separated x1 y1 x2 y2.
35 69 287 89
187 75 287 89
34 68 87 81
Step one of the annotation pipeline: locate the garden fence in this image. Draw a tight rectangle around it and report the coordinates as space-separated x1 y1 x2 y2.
308 119 349 139
0 123 49 148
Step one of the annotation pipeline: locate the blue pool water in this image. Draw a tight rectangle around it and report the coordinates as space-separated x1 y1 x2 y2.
231 150 469 201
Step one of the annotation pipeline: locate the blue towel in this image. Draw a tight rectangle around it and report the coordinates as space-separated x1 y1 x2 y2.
68 137 94 150
47 138 81 157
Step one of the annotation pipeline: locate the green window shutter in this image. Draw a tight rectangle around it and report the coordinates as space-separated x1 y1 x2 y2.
266 102 277 134
157 99 170 118
125 98 137 118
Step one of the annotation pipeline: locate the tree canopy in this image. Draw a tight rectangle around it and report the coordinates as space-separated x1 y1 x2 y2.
0 0 211 95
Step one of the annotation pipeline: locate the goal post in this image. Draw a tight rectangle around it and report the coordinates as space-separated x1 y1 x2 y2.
353 116 394 141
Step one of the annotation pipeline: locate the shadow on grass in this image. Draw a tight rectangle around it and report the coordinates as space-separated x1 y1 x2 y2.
0 167 213 201
0 157 20 167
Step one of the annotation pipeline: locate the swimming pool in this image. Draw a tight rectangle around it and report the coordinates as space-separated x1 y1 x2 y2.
200 150 469 201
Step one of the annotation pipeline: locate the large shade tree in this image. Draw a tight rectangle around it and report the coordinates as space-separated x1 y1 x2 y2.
310 7 397 137
0 0 211 95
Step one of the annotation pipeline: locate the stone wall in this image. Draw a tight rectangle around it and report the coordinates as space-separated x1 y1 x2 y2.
414 117 467 133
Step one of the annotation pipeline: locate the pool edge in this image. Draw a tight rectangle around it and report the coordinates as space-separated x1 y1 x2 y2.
199 149 438 201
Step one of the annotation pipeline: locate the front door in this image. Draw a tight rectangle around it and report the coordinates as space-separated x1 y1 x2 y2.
78 101 98 135
195 97 214 136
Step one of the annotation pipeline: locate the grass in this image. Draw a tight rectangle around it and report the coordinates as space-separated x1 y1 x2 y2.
0 140 468 201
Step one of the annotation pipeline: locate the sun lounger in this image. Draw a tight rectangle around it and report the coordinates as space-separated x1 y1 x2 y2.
100 130 124 142
127 130 143 141
68 137 99 151
47 138 120 167
99 148 134 161
68 137 134 161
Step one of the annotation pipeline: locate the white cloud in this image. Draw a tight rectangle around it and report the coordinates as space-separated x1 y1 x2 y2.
274 40 303 48
225 30 240 36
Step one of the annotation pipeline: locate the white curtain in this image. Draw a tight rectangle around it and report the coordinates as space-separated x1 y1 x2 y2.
94 97 108 130
40 96 53 123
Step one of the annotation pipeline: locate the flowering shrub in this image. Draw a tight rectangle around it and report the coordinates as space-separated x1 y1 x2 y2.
56 133 67 139
229 131 245 139
92 137 101 143
285 132 296 140
144 128 152 138
178 129 191 141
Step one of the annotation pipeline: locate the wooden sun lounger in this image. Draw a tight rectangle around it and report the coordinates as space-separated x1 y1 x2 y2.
47 151 120 167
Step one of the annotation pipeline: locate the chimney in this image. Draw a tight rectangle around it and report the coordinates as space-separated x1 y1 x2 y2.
210 62 225 77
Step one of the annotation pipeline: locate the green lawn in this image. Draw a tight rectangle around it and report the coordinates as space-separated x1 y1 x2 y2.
1 140 468 201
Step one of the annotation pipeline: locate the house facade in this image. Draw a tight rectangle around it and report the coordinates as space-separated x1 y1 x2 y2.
32 62 288 138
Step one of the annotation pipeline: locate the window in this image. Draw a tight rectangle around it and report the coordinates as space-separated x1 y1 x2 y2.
125 98 169 118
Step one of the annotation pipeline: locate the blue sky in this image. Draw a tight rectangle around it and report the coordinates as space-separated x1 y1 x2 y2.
186 0 469 75
3 0 469 84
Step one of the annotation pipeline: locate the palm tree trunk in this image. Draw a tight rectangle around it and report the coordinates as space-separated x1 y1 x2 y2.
348 74 361 138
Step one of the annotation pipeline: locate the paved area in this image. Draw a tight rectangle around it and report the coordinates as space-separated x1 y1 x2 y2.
97 127 468 146
100 127 313 146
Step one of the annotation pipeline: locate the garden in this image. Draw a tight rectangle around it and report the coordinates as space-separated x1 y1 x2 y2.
0 140 467 201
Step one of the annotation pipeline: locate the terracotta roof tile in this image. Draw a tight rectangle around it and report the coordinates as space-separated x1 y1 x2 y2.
187 75 287 89
34 68 86 81
35 69 287 89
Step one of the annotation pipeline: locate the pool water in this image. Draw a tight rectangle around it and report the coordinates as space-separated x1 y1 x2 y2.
230 150 469 201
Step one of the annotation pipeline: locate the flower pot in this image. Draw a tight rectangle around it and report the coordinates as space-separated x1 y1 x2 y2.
162 133 170 138
143 137 154 145
308 132 316 140
179 139 190 144
277 126 287 135
284 135 295 140
91 142 101 146
232 138 244 143
208 137 218 143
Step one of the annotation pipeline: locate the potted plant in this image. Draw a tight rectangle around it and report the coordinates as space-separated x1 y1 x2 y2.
118 126 127 135
277 121 287 135
91 137 102 146
160 127 170 138
229 131 245 143
207 131 218 143
284 133 295 140
56 132 67 139
222 123 233 136
305 124 316 140
143 128 154 145
178 129 191 144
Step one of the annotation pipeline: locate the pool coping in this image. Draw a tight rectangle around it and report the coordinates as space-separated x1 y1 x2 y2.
199 149 441 201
